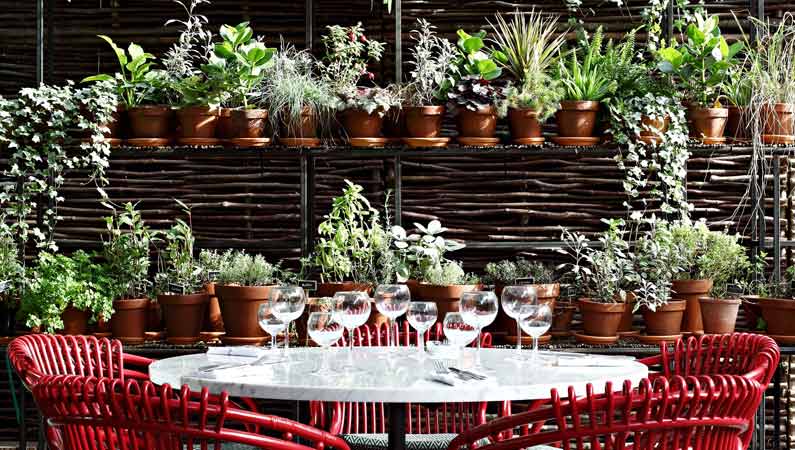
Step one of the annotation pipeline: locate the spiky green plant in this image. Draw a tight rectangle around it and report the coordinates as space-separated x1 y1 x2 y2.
557 27 617 101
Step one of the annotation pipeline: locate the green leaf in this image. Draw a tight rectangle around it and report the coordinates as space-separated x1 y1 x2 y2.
127 42 144 61
686 24 705 46
214 42 235 59
81 74 113 83
462 36 484 54
97 35 127 66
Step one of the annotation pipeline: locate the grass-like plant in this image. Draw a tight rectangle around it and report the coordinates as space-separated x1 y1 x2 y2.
556 27 617 102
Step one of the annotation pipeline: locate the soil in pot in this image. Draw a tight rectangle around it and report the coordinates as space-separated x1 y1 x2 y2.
216 285 275 344
61 306 90 335
686 106 728 142
762 103 795 142
555 101 600 137
159 293 209 345
316 282 374 298
641 300 686 336
229 108 268 138
340 109 384 138
111 298 149 344
758 297 795 336
176 106 220 138
417 283 480 319
127 105 173 138
405 106 445 138
727 106 750 142
698 297 740 334
281 107 318 139
578 298 626 337
457 106 497 138
509 108 543 141
671 278 713 334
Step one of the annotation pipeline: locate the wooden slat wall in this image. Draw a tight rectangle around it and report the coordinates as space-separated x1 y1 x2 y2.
0 2 36 96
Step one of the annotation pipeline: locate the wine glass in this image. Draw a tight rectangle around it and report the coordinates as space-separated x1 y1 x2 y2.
443 312 479 351
334 291 371 372
459 291 498 370
269 286 307 353
374 284 411 347
519 304 552 365
406 302 438 358
307 312 344 375
500 285 538 360
257 302 286 354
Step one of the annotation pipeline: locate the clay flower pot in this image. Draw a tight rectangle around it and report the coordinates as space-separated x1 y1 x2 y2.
638 115 670 144
405 106 445 138
111 298 149 344
158 293 209 345
762 103 795 140
552 303 576 333
417 283 480 319
281 107 318 138
618 292 637 333
216 285 275 344
555 101 600 137
217 108 234 139
457 106 497 138
493 283 559 339
127 105 173 138
641 300 686 336
61 306 89 335
316 282 374 298
508 108 543 139
229 108 269 138
686 105 728 141
671 278 713 334
698 297 740 334
577 298 626 337
757 297 795 336
383 108 406 139
203 282 224 332
726 106 750 142
340 109 384 138
176 106 220 138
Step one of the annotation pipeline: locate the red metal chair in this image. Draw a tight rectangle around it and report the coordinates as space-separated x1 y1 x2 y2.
8 334 153 388
33 374 350 450
447 374 765 450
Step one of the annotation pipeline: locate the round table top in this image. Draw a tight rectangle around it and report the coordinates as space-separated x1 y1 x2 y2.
149 347 649 403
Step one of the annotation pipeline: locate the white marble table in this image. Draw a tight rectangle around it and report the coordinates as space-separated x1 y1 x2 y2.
150 347 648 450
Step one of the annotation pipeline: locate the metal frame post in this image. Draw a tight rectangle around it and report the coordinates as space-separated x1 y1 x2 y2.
394 0 402 82
305 0 314 50
300 153 315 258
393 155 402 227
36 0 44 84
774 156 782 282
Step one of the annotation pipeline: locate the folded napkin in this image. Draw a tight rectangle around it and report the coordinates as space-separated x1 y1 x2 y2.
206 346 268 358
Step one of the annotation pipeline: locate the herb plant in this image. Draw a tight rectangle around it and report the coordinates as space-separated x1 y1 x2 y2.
101 202 156 300
629 219 679 312
404 19 458 106
447 29 506 111
155 210 203 295
391 219 467 284
216 251 285 286
483 258 555 286
0 223 22 301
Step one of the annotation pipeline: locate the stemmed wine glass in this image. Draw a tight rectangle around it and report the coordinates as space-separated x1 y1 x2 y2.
519 304 552 365
307 312 344 375
334 291 371 372
500 285 538 360
257 302 286 358
442 312 479 366
269 286 307 354
374 284 411 347
459 291 499 370
406 302 438 358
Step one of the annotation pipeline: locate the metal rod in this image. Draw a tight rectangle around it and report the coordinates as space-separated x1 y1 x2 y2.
774 156 781 283
665 0 674 42
394 0 402 82
394 154 402 227
305 0 314 51
300 154 312 257
36 0 44 84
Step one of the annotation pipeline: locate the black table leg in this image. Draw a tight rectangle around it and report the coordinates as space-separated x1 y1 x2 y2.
388 403 406 450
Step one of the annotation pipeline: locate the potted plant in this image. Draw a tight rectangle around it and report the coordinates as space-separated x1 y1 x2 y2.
723 65 752 142
198 249 232 334
215 251 288 345
695 231 749 334
311 180 397 297
154 206 209 345
0 225 22 337
553 27 617 146
320 23 401 145
204 22 275 146
20 252 114 336
263 44 336 147
742 264 795 340
559 220 630 344
83 35 173 146
484 258 558 342
490 10 566 145
448 29 505 145
102 202 157 344
657 13 742 143
401 19 458 146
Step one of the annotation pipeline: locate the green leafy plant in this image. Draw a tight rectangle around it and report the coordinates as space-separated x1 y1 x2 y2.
0 222 22 302
656 13 743 107
155 203 203 295
483 258 555 286
216 250 285 286
423 260 479 286
629 218 680 312
404 19 459 106
101 202 157 300
339 86 403 115
391 219 467 284
447 29 507 111
556 27 617 102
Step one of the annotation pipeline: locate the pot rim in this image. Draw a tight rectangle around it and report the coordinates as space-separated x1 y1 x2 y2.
158 293 210 304
231 108 269 119
177 106 220 115
687 106 729 117
112 297 149 309
404 105 445 114
458 105 496 115
698 296 742 305
559 100 600 111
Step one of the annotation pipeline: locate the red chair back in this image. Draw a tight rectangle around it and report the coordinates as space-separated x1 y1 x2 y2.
8 334 151 388
33 374 350 450
447 374 765 450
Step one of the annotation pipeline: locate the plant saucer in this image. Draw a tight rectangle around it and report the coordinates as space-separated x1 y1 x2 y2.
226 137 272 148
403 137 450 148
550 136 600 147
573 332 619 345
697 136 727 145
220 335 268 346
127 138 171 147
457 137 499 147
636 333 681 345
549 329 573 337
513 137 545 146
349 137 388 148
93 332 112 339
145 331 165 342
762 134 795 145
178 137 221 146
617 329 640 337
280 137 321 147
82 137 123 146
504 334 552 345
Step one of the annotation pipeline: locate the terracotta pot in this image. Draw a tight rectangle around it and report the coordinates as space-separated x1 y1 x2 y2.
638 115 670 139
493 283 560 339
762 103 795 137
641 300 686 336
61 306 89 335
758 297 795 335
508 108 543 139
229 108 268 138
176 106 219 138
552 303 576 332
340 109 383 138
726 106 750 141
671 278 713 334
316 282 374 298
215 285 275 341
555 101 600 137
618 292 637 333
698 296 740 334
203 282 224 332
741 295 763 330
383 108 406 138
102 104 124 139
217 108 234 139
686 106 728 140
127 105 173 138
158 293 209 344
146 300 162 331
281 107 318 138
405 106 445 138
405 279 420 299
578 298 626 337
416 283 480 319
111 298 149 345
457 106 497 138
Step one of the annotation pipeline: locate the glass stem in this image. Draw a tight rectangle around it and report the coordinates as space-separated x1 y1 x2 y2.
418 329 424 355
348 327 355 365
532 336 538 364
476 328 482 366
516 320 522 352
388 318 393 347
284 321 290 351
271 334 277 351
